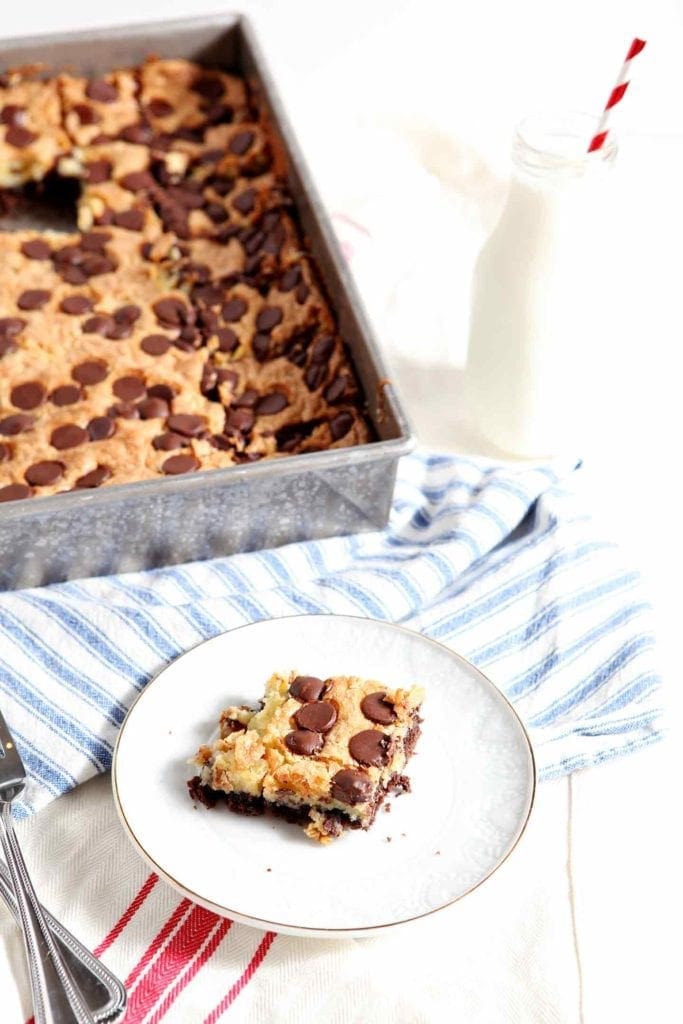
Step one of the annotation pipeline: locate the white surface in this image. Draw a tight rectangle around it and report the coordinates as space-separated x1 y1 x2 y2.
0 1 676 1020
114 617 534 935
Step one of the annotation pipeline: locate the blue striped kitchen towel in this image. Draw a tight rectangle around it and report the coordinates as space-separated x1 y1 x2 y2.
0 452 663 818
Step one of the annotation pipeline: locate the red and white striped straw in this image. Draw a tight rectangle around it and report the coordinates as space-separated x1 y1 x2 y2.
587 37 647 152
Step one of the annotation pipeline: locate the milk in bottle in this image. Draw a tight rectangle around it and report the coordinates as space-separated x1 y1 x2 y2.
465 113 617 458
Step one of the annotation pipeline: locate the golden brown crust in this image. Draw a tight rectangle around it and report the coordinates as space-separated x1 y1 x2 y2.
0 60 372 502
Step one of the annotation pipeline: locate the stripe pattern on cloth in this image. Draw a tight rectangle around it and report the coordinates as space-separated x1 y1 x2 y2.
0 452 663 819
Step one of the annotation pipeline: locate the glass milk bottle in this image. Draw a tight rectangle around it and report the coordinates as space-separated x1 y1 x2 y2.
465 113 617 458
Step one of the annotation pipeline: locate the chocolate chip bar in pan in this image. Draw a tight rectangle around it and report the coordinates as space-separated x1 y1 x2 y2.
0 57 372 504
189 671 424 843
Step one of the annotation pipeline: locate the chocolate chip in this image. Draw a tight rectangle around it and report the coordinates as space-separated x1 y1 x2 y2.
305 363 327 391
0 337 18 357
6 125 36 147
17 289 50 311
80 231 111 252
138 397 169 419
233 389 258 408
86 159 112 183
200 364 218 394
140 334 170 356
166 413 205 438
147 97 174 117
0 443 10 462
255 392 288 416
222 298 247 322
51 424 87 449
0 483 31 503
184 262 210 282
311 335 335 363
227 407 254 433
330 768 373 806
107 401 139 419
86 78 118 103
107 322 133 341
75 465 111 488
73 102 99 125
153 431 187 451
216 369 238 387
162 453 199 475
330 411 354 440
72 360 108 385
147 383 175 402
216 327 238 353
113 376 146 401
207 101 234 125
21 239 51 260
233 188 256 214
25 460 64 487
294 701 337 733
279 266 301 292
0 414 34 435
210 173 233 195
87 415 115 441
324 376 347 404
207 433 230 451
167 185 205 210
243 228 265 256
120 170 155 192
195 288 224 310
296 283 310 304
120 122 153 145
50 385 82 407
360 693 397 725
159 202 190 239
62 265 88 285
0 104 25 125
82 254 117 277
229 130 255 155
262 224 285 255
53 243 84 265
10 381 44 410
0 317 26 340
285 730 324 756
256 306 283 332
289 676 326 702
193 75 225 101
205 202 228 224
349 730 392 767
113 208 145 231
60 294 93 315
82 314 115 336
114 304 141 325
252 333 270 362
153 297 190 328
178 325 199 344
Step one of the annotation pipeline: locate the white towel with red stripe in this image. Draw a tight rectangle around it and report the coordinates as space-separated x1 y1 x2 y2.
2 772 582 1024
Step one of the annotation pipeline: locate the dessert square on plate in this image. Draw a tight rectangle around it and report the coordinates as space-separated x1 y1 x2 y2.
189 670 424 843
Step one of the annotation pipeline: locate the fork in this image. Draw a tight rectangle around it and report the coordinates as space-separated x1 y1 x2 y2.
0 709 96 1023
0 859 127 1021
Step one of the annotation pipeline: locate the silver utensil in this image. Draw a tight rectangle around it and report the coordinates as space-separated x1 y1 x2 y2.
0 709 97 1023
0 859 127 1022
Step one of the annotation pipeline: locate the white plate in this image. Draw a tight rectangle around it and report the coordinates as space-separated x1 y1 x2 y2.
112 615 535 938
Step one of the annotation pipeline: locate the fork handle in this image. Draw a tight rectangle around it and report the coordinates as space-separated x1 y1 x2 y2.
0 802 95 1024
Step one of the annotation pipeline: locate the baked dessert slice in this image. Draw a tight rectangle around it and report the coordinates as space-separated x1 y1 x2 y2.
188 671 424 843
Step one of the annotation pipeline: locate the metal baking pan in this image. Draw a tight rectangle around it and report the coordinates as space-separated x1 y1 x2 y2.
0 14 414 591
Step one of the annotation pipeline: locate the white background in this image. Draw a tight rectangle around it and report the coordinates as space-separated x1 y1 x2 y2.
1 3 679 1020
